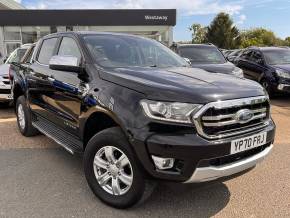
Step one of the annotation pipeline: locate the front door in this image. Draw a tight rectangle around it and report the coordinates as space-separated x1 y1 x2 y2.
44 36 84 136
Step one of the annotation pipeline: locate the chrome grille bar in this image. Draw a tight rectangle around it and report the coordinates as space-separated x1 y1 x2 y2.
192 96 270 140
203 113 267 127
202 108 267 121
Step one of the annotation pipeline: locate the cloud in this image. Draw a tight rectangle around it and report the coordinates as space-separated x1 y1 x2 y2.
14 0 22 3
237 14 247 24
24 0 243 16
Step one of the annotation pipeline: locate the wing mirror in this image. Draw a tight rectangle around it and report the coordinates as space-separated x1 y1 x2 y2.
257 58 264 65
3 56 8 63
49 55 82 73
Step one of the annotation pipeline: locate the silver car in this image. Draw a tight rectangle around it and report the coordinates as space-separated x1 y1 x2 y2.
0 44 32 103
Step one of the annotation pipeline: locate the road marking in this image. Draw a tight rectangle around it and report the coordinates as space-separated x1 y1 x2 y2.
0 118 17 123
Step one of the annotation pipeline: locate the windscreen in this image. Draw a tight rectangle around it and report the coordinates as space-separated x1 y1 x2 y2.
179 46 227 64
263 49 290 65
83 34 188 68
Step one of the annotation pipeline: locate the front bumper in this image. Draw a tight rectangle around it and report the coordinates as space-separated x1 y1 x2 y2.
184 144 273 183
132 119 275 182
0 79 12 102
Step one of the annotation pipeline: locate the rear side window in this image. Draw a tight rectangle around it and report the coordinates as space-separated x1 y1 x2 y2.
37 38 58 65
58 37 82 60
251 51 263 63
241 50 253 60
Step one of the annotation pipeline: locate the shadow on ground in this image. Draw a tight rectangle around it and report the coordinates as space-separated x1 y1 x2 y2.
270 94 290 107
0 148 230 218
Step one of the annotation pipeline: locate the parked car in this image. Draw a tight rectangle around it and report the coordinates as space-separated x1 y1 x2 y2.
10 32 275 208
0 44 32 104
236 46 290 96
172 44 244 77
227 49 244 64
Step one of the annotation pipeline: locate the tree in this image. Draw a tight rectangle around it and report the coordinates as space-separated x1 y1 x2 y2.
285 37 290 46
240 28 286 48
206 12 241 49
189 23 207 44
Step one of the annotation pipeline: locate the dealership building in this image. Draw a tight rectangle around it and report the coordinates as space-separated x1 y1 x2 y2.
0 1 176 59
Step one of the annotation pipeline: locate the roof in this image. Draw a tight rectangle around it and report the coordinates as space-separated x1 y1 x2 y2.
42 31 154 41
249 46 290 51
0 0 25 9
176 43 215 48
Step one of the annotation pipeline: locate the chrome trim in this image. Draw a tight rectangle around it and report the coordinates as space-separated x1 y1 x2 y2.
203 113 266 127
277 84 290 91
184 144 273 183
49 55 79 67
193 96 270 140
202 108 267 121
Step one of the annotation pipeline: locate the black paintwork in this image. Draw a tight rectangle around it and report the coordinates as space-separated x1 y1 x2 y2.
236 47 290 94
10 32 275 182
172 44 239 76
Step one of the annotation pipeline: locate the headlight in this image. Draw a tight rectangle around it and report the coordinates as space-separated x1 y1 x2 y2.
276 69 290 79
232 67 244 78
140 100 202 124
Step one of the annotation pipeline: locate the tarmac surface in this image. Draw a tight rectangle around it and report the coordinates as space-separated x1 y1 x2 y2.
0 96 289 218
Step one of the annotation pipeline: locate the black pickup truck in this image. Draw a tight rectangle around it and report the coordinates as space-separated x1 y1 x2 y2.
10 32 275 208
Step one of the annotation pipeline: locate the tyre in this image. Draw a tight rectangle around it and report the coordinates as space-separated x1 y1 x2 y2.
16 96 39 137
84 127 152 209
260 78 273 97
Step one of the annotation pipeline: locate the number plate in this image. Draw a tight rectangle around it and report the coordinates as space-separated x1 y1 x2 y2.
231 132 267 154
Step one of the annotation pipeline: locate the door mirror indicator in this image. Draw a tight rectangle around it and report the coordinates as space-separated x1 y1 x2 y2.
49 55 81 73
257 59 264 65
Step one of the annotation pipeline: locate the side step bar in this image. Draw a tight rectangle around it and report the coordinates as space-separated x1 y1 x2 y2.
32 116 83 154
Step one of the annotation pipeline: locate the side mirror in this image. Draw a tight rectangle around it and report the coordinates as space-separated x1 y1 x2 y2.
49 55 81 73
257 59 264 65
183 57 191 65
3 57 8 63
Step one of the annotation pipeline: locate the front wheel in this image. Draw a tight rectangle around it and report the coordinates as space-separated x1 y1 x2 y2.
260 78 273 97
84 127 152 208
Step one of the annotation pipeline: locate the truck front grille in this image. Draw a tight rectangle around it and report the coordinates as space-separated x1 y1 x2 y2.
193 96 270 139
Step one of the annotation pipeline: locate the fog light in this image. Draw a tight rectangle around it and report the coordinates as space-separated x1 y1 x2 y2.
151 155 175 170
278 84 284 90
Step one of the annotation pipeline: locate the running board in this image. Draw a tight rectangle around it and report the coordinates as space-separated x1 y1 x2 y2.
32 116 83 154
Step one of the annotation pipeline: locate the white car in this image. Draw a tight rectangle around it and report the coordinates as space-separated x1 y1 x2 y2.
0 44 32 103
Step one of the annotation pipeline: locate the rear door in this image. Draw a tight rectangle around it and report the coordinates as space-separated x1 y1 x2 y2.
250 50 267 81
27 37 60 122
237 50 255 79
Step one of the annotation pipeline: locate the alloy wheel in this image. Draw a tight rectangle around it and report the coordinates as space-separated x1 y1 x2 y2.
93 146 133 196
17 104 25 130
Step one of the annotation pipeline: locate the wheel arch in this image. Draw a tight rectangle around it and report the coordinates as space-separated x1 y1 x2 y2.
81 109 128 149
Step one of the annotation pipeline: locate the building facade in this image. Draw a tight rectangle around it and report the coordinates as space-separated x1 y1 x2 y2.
0 8 176 59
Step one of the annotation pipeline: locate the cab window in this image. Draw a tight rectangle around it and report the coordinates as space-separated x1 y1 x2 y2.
58 37 82 60
37 37 58 65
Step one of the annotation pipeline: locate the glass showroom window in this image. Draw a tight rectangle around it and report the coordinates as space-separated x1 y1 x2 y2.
4 26 21 41
21 26 37 44
39 27 51 38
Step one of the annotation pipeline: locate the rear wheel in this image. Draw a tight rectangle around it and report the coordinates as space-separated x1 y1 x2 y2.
16 96 39 137
84 127 153 208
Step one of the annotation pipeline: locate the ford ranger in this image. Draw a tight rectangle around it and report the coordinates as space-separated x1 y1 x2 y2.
10 32 275 208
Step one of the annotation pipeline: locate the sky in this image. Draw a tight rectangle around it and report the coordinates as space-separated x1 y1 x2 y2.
16 0 290 41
